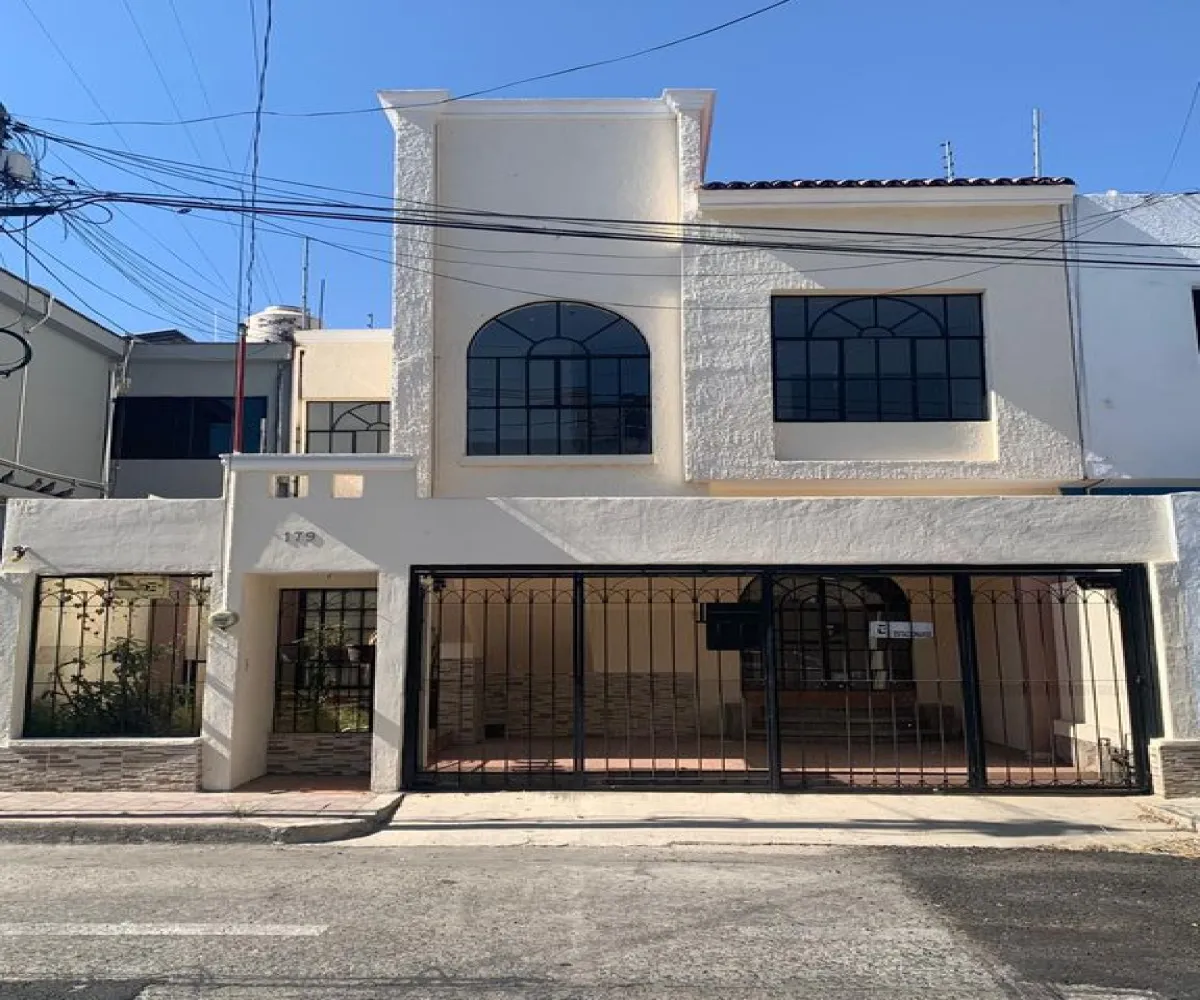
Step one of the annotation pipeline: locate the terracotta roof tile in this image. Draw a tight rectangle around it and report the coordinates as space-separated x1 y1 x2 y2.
701 177 1074 190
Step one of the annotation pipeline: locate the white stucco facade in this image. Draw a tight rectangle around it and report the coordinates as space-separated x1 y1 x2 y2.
1 90 1199 797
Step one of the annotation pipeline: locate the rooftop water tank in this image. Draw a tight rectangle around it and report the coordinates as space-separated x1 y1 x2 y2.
244 305 310 343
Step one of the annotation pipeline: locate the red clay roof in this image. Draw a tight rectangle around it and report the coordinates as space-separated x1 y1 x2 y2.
701 177 1074 190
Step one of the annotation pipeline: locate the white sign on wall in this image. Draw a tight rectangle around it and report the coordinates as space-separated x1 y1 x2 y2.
869 621 934 640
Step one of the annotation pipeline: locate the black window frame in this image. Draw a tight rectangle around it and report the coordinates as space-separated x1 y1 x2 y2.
466 300 652 456
113 395 269 459
771 294 989 423
305 401 391 454
1192 288 1200 353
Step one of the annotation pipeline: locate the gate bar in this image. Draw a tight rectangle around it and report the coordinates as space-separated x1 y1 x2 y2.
762 572 782 790
1117 567 1157 792
572 573 586 781
400 572 426 790
952 574 988 789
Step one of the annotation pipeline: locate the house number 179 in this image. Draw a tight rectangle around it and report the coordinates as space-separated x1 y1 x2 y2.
283 531 320 545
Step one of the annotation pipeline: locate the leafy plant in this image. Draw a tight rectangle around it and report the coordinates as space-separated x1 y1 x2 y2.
288 623 372 733
28 637 197 738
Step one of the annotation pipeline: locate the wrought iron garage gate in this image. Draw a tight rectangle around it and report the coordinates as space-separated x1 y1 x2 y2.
403 568 1157 792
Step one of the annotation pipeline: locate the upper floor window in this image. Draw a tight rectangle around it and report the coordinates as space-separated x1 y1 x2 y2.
466 301 651 455
305 401 390 454
772 294 987 422
113 396 268 459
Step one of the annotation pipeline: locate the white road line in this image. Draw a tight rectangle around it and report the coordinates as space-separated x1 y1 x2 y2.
0 923 327 937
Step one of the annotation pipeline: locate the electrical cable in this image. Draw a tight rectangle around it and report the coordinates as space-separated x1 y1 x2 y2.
15 0 235 295
1158 80 1200 191
35 123 1189 254
70 189 1200 269
21 0 797 127
2 229 130 331
244 0 274 318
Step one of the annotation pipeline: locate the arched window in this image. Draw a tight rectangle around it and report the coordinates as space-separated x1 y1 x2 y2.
740 575 914 692
466 301 651 456
305 401 390 454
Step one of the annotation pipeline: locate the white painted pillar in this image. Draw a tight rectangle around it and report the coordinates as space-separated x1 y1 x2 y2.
371 569 411 792
0 572 37 741
1148 493 1200 796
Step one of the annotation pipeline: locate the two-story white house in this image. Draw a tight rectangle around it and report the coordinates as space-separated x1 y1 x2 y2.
1 89 1198 800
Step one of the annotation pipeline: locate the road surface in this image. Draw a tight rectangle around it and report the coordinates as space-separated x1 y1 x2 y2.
0 843 1194 998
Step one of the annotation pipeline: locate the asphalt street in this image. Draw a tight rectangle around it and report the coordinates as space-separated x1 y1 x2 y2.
0 843 1194 999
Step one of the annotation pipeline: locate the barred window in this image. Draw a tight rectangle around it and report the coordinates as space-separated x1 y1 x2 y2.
772 294 988 422
466 301 651 456
305 402 390 454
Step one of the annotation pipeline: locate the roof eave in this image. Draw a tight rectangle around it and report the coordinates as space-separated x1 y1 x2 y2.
698 184 1076 211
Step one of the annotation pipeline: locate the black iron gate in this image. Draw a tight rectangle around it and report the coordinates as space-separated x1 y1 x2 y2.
404 567 1156 792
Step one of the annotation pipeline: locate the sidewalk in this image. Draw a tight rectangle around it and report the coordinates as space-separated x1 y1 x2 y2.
354 791 1200 852
0 779 403 844
1 786 1197 849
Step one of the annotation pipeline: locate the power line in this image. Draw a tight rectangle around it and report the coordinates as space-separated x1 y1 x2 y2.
20 0 797 127
47 135 285 304
244 0 274 318
165 0 240 173
1159 80 1200 191
56 189 1200 277
15 0 235 297
38 124 1192 254
118 0 209 167
2 229 129 332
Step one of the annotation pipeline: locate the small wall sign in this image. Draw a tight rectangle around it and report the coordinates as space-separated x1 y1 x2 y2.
870 621 934 640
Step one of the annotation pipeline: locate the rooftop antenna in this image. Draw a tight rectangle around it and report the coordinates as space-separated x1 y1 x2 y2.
317 278 326 330
300 236 311 329
1032 108 1043 178
367 312 374 329
940 140 956 181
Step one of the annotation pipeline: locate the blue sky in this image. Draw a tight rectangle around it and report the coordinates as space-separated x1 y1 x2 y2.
4 0 1199 339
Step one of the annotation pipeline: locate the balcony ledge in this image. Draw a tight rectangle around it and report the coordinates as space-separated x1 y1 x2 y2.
222 453 416 473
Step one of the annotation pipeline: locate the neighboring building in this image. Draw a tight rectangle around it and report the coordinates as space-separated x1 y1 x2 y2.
289 327 391 455
110 334 292 499
0 266 124 504
1 90 1199 803
1071 193 1200 488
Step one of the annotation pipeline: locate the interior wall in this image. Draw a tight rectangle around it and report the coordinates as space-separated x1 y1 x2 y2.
1050 587 1131 757
894 576 964 721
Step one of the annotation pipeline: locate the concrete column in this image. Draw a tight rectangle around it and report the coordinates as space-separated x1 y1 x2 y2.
0 572 37 741
371 569 411 792
1148 492 1200 796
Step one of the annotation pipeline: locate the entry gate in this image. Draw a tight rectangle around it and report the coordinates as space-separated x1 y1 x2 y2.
404 567 1156 792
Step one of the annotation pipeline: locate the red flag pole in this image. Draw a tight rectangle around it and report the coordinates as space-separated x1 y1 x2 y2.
232 322 248 453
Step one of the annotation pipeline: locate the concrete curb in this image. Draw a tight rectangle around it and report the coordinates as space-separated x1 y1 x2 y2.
0 795 406 845
1143 801 1200 833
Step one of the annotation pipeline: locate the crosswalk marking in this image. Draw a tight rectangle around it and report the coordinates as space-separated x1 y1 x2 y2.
0 923 326 937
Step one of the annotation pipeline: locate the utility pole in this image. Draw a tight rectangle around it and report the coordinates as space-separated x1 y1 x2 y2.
0 102 45 216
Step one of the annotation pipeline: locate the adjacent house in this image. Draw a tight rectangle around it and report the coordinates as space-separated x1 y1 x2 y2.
0 266 125 509
1 90 1198 800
